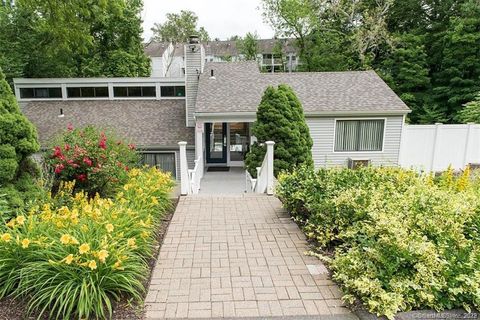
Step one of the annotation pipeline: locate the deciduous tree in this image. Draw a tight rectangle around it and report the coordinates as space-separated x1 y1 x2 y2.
150 10 210 43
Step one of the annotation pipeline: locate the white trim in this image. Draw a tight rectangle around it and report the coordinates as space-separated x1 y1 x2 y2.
13 77 185 84
307 110 410 116
332 117 387 153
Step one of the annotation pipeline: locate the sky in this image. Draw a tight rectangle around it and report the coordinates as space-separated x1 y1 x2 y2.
141 0 275 41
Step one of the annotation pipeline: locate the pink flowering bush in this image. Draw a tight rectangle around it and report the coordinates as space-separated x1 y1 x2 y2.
46 125 139 197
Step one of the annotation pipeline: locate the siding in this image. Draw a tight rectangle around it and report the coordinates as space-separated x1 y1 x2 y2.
173 149 195 181
307 116 404 168
185 45 202 127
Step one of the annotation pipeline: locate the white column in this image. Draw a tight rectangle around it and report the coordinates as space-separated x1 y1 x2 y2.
178 141 189 195
265 141 275 195
195 122 204 160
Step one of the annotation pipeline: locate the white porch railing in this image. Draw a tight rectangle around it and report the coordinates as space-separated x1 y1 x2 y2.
188 155 203 194
245 141 275 195
179 141 204 195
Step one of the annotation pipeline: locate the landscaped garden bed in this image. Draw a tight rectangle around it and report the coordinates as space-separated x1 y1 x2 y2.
0 121 177 319
276 165 480 319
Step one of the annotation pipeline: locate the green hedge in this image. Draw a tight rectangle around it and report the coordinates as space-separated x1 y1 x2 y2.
277 166 480 318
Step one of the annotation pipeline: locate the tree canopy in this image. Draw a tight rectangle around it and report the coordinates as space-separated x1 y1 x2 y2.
0 0 150 81
261 0 480 124
150 10 210 43
236 32 260 61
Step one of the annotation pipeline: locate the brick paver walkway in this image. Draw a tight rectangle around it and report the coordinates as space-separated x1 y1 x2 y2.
144 195 357 319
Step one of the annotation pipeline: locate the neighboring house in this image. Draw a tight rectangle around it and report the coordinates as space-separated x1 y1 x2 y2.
15 37 410 181
144 38 299 77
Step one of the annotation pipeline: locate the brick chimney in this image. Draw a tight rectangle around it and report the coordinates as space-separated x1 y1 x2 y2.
184 35 204 127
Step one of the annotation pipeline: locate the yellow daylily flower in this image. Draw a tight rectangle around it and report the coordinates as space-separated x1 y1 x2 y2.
64 254 74 265
81 225 88 232
127 238 136 248
106 224 114 233
88 260 97 270
151 196 159 205
60 234 71 245
21 238 30 249
1 233 12 242
79 243 90 255
97 250 109 263
113 261 124 270
16 216 26 225
6 219 15 228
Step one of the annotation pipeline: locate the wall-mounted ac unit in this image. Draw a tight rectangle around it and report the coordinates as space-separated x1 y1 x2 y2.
347 158 371 169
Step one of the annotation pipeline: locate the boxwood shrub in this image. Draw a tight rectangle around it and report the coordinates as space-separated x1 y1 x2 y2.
277 165 480 318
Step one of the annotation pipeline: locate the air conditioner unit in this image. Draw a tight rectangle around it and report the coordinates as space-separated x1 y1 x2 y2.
347 158 371 169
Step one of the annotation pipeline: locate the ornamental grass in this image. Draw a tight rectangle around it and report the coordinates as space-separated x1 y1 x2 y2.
277 165 480 318
0 167 174 319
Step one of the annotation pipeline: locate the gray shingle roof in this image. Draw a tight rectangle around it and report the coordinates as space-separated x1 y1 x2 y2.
144 39 298 58
195 62 410 114
21 100 194 148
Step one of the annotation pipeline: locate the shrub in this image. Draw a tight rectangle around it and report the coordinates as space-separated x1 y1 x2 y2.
277 165 480 318
0 66 41 211
46 125 140 197
245 85 313 177
0 167 174 319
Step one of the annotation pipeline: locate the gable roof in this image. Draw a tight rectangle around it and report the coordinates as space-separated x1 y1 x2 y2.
144 39 298 58
195 62 410 115
21 100 194 148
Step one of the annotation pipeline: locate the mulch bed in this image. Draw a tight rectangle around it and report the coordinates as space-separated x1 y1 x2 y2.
0 199 178 320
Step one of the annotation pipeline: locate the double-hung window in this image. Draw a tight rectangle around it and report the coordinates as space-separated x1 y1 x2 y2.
141 152 176 178
334 119 385 152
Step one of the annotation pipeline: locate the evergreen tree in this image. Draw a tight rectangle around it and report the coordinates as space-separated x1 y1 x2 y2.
0 67 41 209
245 85 313 177
432 0 480 121
378 33 431 123
456 93 480 124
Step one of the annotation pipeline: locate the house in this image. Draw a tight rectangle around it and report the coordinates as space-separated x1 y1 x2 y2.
15 36 410 185
144 38 299 77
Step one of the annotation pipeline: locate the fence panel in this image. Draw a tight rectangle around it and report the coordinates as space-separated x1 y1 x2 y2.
399 123 480 172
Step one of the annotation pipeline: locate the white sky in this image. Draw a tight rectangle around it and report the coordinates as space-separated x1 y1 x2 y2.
141 0 275 41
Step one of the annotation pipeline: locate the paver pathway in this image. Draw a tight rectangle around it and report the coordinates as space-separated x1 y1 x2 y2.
144 194 357 319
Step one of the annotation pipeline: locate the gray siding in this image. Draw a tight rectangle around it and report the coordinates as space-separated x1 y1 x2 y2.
185 45 202 127
307 116 404 168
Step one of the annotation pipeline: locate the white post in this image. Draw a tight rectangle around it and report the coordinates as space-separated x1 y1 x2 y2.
463 123 474 168
429 123 442 172
178 141 189 195
265 141 275 195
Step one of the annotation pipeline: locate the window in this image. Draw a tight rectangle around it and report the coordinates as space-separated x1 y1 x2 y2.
160 86 185 97
141 153 176 178
335 119 385 152
67 87 108 98
20 87 62 99
113 86 156 97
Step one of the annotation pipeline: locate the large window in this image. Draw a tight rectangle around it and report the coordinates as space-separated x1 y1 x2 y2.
113 86 156 97
335 119 385 152
141 153 176 178
67 87 108 98
20 87 62 99
160 86 185 97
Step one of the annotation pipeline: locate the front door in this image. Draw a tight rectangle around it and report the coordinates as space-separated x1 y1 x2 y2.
206 123 227 164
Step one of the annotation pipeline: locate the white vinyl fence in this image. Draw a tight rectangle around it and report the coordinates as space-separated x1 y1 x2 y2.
399 123 480 172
